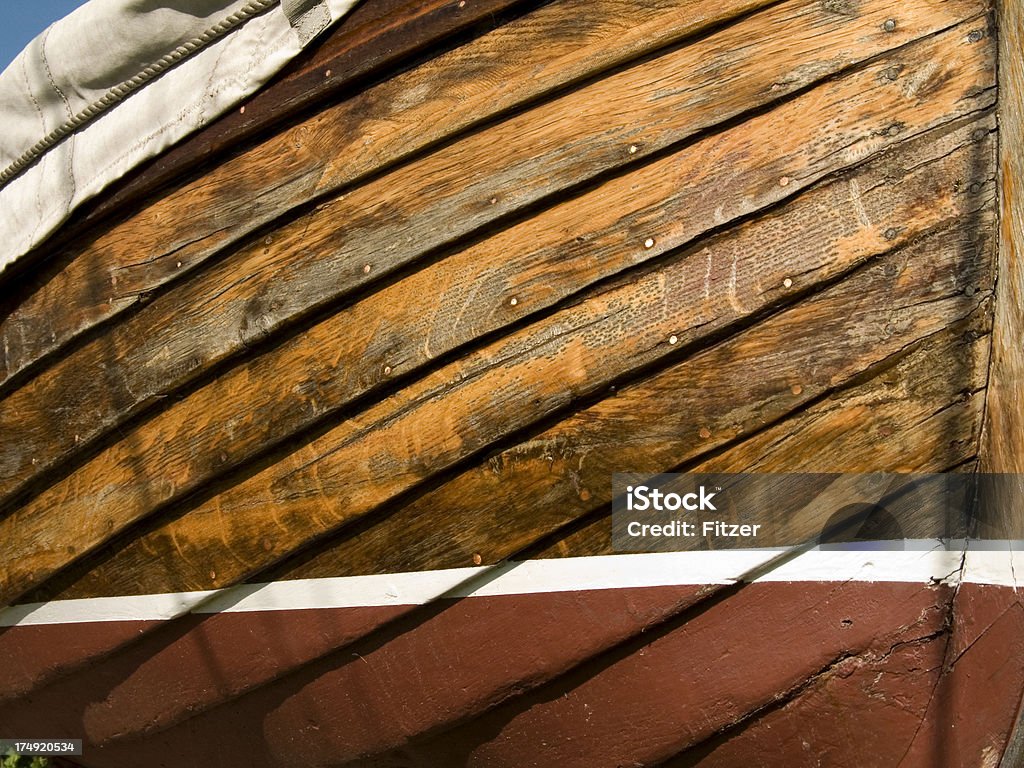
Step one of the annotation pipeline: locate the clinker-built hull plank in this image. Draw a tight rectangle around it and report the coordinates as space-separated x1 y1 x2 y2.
0 0 990 513
282 219 994 585
0 18 996 608
2 127 994 728
26 315 993 750
72 0 535 234
0 0 783 393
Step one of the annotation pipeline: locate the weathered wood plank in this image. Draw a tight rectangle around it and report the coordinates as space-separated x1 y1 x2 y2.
981 1 1024 504
0 14 994 526
63 308 995 750
3 115 994 713
22 112 996 609
3 87 998 604
0 0 785 392
70 0 533 232
279 224 994 582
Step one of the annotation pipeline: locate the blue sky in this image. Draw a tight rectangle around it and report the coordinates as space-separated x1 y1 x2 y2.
0 1 90 72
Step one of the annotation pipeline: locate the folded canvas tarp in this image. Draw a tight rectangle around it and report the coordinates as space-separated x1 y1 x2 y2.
0 0 359 275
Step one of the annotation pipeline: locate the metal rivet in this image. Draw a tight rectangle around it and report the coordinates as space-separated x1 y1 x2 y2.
968 29 984 43
472 552 482 565
699 427 712 439
779 176 790 187
644 237 655 249
669 335 679 345
965 285 976 297
579 488 591 501
325 69 332 77
239 105 245 114
884 227 898 240
489 197 497 205
972 128 988 142
882 19 896 32
783 278 793 288
969 182 983 194
209 570 217 581
509 297 518 306
383 365 392 375
459 0 466 6
887 124 901 137
885 67 900 81
362 264 371 274
790 384 803 395
629 144 638 154
176 261 182 268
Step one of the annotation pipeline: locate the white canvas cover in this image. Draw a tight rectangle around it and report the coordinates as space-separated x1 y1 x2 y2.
0 0 359 275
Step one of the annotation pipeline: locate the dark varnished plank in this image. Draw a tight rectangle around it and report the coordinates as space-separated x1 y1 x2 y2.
0 8 995 563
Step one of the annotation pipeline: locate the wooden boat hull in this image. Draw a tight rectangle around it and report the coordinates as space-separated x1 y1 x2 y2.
1 0 1022 764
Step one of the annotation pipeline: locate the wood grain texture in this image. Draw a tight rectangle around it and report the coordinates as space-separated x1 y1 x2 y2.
0 0 783 394
991 3 1024 767
0 15 996 601
981 3 1024 482
26 108 996 607
21 217 993 742
70 0 532 232
281 221 995 582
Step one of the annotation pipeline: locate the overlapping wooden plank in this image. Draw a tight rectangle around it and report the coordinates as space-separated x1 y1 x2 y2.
2 143 995 733
74 303 992 752
19 105 996 613
0 13 994 535
70 0 533 233
0 0 785 392
196 316 990 764
0 0 986 404
279 221 994 582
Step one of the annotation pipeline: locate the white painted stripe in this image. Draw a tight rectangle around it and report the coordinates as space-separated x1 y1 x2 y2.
2 542 1020 627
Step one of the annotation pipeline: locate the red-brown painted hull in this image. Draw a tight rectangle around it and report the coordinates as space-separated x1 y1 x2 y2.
3 578 1021 767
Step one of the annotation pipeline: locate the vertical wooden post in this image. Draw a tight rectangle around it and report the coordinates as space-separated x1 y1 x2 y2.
990 1 1024 766
985 0 1024 480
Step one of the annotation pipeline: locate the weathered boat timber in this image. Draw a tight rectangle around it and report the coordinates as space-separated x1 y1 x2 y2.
0 0 1022 765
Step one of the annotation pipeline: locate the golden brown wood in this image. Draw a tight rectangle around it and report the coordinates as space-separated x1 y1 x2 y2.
981 3 1024 485
0 13 995 595
0 0 991 515
26 107 996 604
279 219 994 582
0 0 782 393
